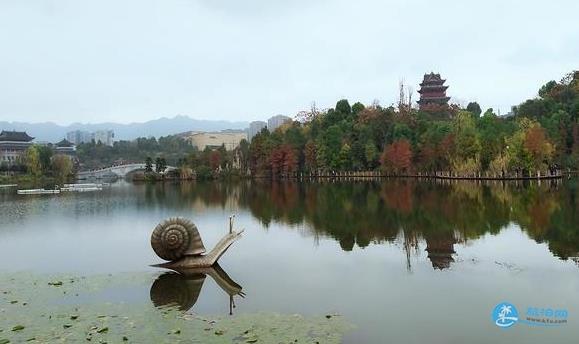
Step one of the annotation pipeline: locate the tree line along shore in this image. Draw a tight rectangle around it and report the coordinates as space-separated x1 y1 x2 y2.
115 70 579 181
240 71 577 180
3 71 578 184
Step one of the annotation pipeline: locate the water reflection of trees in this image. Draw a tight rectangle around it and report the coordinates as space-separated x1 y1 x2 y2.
140 179 578 269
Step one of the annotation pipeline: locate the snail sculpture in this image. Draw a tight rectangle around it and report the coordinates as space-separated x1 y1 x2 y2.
151 217 243 269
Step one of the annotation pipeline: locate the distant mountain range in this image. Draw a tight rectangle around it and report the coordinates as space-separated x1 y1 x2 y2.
0 116 249 142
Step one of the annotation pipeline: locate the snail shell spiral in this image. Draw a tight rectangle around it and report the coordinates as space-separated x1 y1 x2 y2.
151 217 206 261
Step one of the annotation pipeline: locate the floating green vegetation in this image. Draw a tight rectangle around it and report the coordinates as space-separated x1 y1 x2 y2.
0 272 353 343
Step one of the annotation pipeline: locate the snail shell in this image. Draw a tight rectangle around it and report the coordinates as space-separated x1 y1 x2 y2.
151 217 206 261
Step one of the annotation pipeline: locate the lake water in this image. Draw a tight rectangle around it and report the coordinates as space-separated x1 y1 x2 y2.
1 179 578 343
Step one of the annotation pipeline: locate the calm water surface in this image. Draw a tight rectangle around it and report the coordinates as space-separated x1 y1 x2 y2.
1 179 578 343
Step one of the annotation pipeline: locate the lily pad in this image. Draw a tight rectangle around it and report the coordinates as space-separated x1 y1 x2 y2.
245 335 258 343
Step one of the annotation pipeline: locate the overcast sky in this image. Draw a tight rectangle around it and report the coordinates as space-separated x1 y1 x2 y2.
0 0 577 125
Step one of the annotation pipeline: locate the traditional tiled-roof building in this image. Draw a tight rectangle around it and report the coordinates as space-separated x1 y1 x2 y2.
0 130 34 166
54 139 77 158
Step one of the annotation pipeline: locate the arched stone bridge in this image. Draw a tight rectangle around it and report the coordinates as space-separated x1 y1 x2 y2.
77 163 176 179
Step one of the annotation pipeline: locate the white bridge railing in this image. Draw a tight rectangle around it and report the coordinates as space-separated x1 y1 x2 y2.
77 163 175 179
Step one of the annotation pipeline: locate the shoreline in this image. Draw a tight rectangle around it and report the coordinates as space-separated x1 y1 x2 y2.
291 174 566 181
7 170 572 185
72 171 576 183
252 170 573 181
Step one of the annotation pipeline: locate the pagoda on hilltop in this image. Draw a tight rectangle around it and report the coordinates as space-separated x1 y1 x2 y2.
417 72 450 108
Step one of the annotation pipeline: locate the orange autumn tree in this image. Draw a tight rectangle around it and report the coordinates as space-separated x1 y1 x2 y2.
304 140 317 172
523 125 554 172
270 144 298 178
381 139 413 174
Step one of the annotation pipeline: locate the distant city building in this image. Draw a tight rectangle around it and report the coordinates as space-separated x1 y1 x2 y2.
267 115 292 132
0 130 34 166
92 130 115 146
186 130 247 151
248 121 267 140
66 130 114 146
66 130 92 145
417 72 450 108
54 139 76 158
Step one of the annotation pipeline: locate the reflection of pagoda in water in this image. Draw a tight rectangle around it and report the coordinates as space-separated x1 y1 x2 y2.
400 231 459 271
424 236 457 270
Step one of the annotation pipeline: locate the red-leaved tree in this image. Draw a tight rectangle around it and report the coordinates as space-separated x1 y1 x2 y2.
381 139 413 174
270 145 298 178
209 150 221 171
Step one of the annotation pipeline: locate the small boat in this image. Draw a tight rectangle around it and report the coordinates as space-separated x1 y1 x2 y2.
61 183 103 192
63 183 104 188
17 189 61 195
60 186 102 192
0 184 18 189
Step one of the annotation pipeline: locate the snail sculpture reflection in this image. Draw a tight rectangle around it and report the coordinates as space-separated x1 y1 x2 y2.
150 217 245 314
150 264 245 314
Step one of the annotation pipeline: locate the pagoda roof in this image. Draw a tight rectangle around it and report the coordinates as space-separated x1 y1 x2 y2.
56 139 75 147
418 85 449 93
0 130 34 142
420 72 446 86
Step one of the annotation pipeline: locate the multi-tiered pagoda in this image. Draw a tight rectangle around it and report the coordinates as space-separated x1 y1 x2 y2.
417 72 450 108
